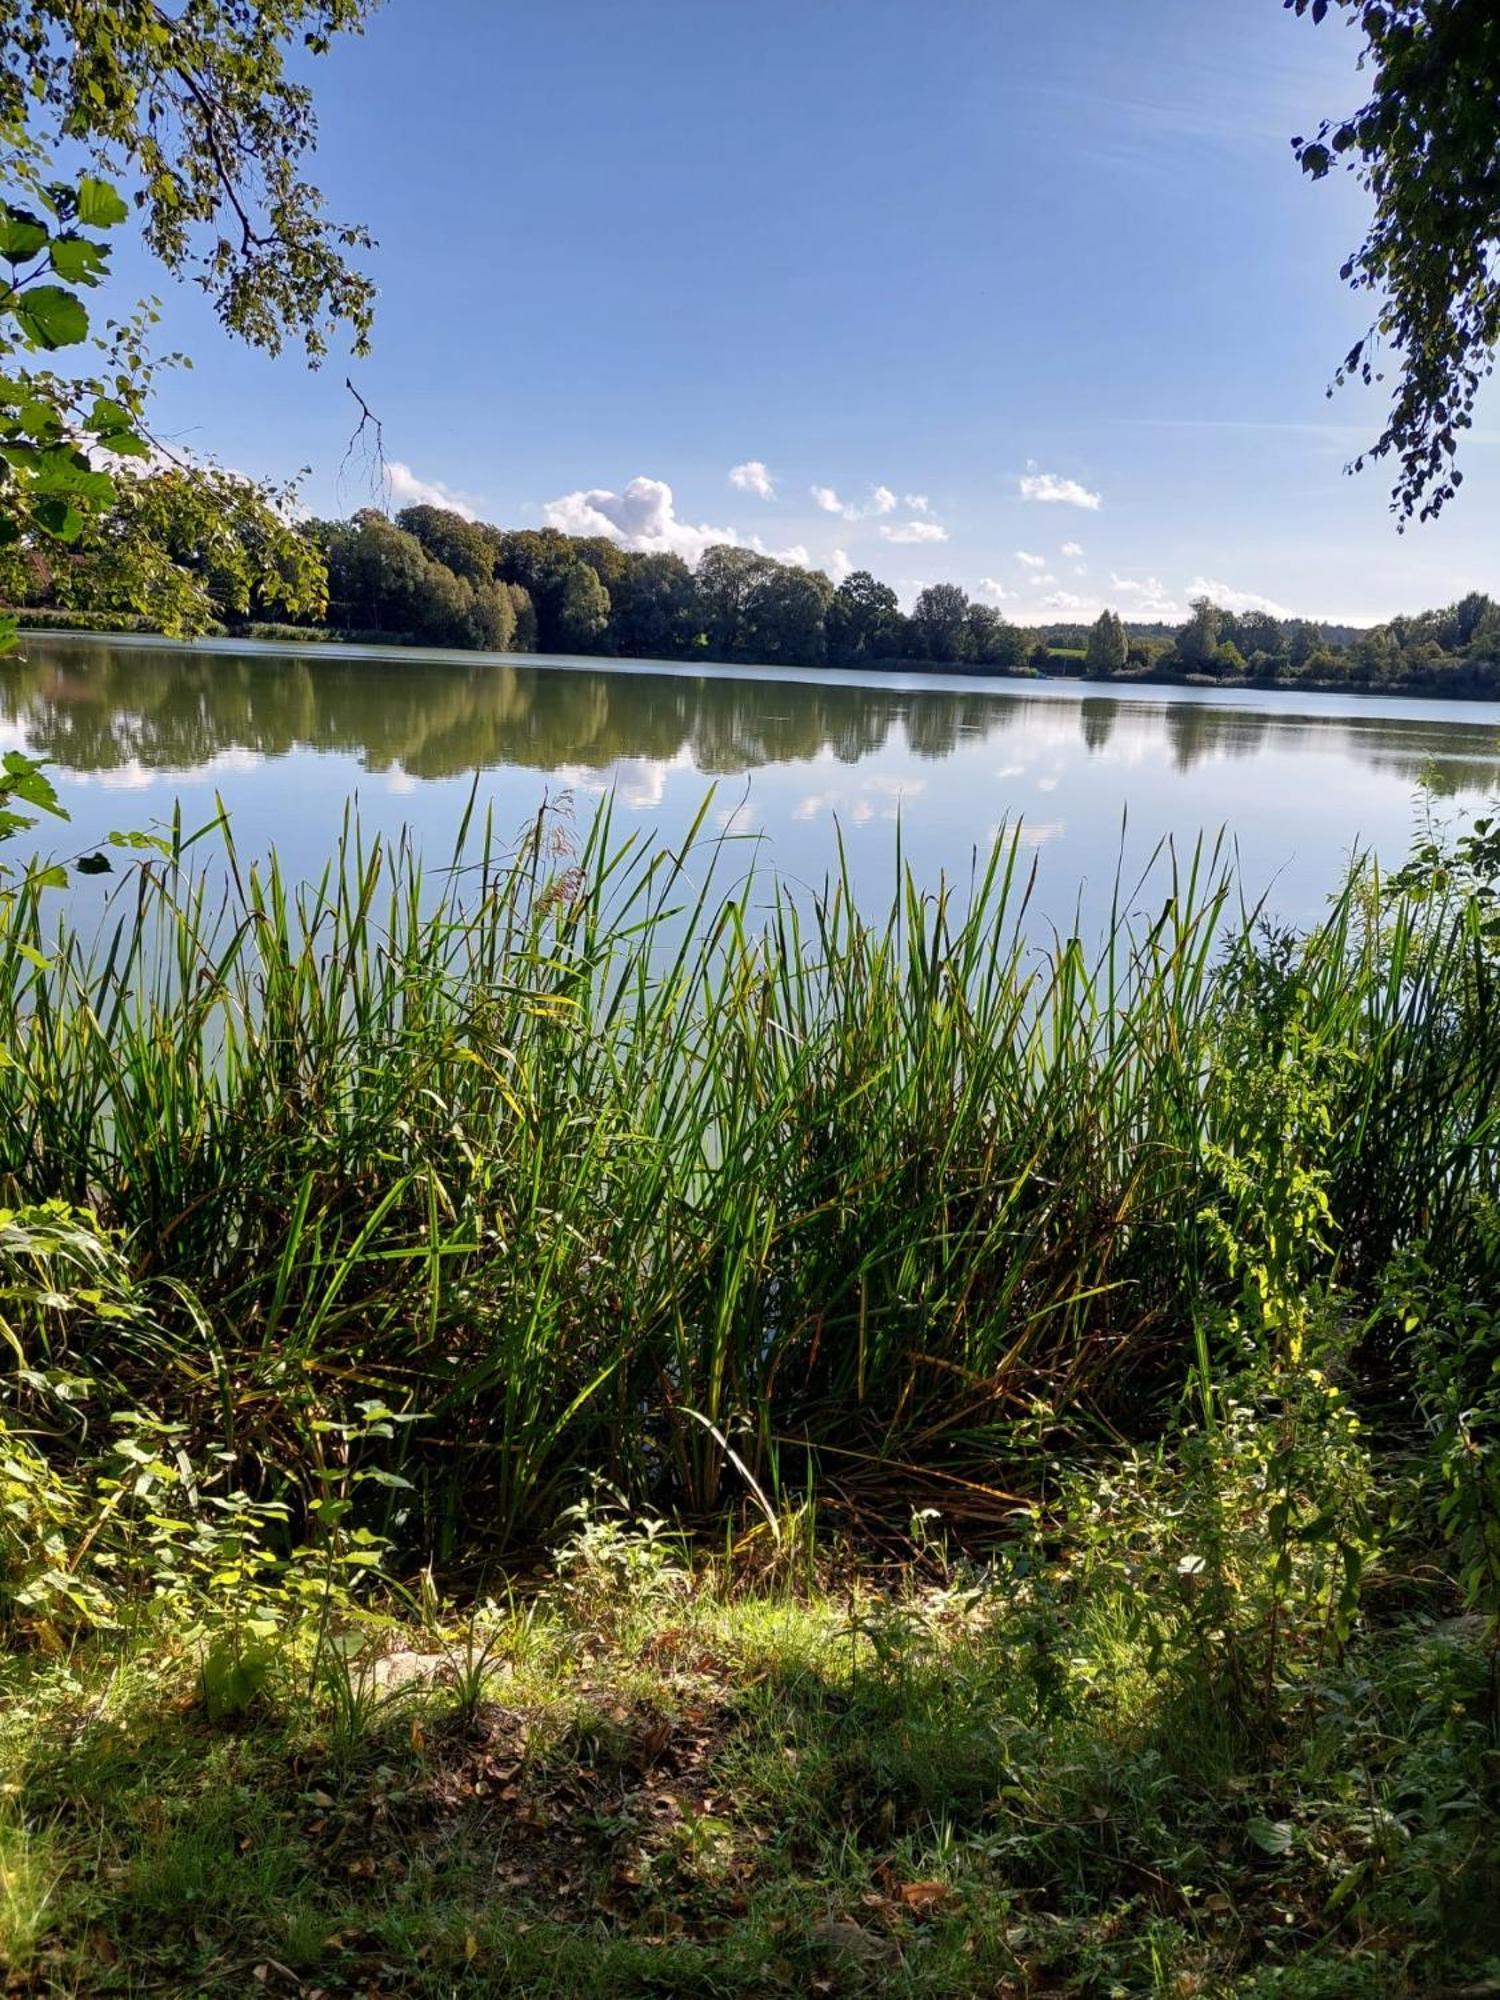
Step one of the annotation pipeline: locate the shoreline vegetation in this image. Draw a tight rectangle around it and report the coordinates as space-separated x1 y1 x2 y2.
2 0 1495 1992
3 798 1500 1992
6 490 1500 703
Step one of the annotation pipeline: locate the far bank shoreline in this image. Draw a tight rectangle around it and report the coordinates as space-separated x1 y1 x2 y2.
15 622 1500 730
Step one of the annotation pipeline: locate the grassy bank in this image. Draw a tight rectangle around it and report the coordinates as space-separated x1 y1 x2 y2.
3 1524 1494 1997
2 799 1499 1992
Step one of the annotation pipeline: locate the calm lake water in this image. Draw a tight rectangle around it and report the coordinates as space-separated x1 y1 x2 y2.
6 632 1500 935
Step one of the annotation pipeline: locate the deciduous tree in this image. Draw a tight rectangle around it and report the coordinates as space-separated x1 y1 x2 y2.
1085 609 1128 678
911 583 970 664
556 562 611 652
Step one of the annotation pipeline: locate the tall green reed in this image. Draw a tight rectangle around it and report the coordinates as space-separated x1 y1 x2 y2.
0 796 1493 1556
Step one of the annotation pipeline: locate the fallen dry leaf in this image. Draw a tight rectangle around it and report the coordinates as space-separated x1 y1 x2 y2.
897 1879 954 1914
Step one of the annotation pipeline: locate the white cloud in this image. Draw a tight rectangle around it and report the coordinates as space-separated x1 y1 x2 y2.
749 535 811 567
811 482 898 521
1036 573 1057 585
729 460 777 499
829 547 853 583
1109 574 1183 619
542 475 736 562
977 577 1012 603
1061 540 1085 558
1015 550 1047 569
1019 470 1102 511
881 519 949 545
1184 576 1292 617
387 461 481 521
1043 590 1089 611
905 493 932 514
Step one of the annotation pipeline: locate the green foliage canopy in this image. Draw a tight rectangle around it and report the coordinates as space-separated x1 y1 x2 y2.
1289 0 1500 523
1085 608 1128 678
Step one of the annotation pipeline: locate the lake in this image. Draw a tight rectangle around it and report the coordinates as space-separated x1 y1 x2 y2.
5 632 1500 934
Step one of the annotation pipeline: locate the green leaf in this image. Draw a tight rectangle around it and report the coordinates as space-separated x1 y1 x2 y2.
28 863 69 891
12 285 89 351
108 830 173 855
0 209 48 262
200 1638 271 1723
75 176 129 229
31 494 84 543
97 430 151 460
1247 1817 1294 1857
86 396 137 435
16 396 64 441
33 457 116 507
48 235 110 287
2 753 66 817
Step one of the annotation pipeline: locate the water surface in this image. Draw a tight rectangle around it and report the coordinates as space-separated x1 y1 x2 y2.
5 633 1499 933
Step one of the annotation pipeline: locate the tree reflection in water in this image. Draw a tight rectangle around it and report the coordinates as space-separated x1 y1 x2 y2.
3 638 1499 799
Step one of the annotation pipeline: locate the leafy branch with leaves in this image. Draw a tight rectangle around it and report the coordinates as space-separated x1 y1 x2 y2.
1289 0 1500 524
0 1 377 867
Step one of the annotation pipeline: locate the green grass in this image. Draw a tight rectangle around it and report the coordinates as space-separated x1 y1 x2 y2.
3 795 1500 1992
1 1525 1494 1998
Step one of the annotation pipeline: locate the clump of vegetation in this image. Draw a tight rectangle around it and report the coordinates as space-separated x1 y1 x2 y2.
0 799 1497 1988
1 799 1496 1551
0 801 1475 1546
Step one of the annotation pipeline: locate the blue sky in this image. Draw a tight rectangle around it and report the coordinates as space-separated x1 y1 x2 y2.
117 0 1498 625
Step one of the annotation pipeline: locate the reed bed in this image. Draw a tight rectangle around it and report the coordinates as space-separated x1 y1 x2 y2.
2 795 1496 1556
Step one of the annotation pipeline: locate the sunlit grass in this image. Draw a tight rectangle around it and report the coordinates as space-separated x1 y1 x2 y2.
0 1534 1491 1996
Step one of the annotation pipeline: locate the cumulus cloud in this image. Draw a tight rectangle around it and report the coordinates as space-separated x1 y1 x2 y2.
1015 550 1047 569
749 535 811 567
905 493 932 513
729 460 777 499
810 482 897 521
880 520 950 544
1108 574 1183 619
542 475 736 563
1184 576 1292 617
1043 590 1090 610
387 461 481 521
1061 540 1085 558
1019 470 1102 511
829 547 853 583
977 577 1012 603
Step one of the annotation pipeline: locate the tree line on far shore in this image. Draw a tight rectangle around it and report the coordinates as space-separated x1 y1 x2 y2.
7 485 1500 698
